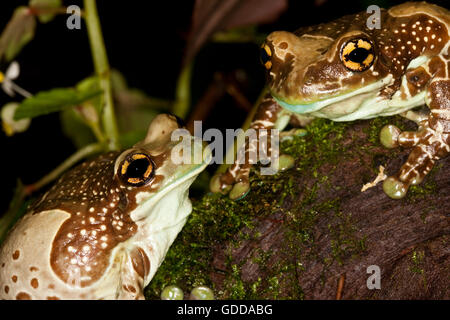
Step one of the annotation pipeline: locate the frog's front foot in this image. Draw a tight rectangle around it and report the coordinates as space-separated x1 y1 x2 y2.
210 154 295 200
210 164 251 200
380 122 450 199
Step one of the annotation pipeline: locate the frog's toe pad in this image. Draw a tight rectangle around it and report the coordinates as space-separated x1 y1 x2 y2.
380 125 401 149
383 176 408 199
278 154 295 171
229 181 250 201
210 173 231 194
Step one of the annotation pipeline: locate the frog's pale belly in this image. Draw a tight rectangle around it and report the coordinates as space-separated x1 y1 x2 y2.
0 209 118 300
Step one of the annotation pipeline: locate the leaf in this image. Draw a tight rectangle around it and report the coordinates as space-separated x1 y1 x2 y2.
76 76 102 113
0 7 36 62
111 69 170 139
29 0 63 24
184 0 288 64
60 108 97 149
119 129 147 149
14 87 103 120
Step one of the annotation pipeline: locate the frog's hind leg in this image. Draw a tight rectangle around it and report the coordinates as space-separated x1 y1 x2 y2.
382 77 450 199
383 128 449 199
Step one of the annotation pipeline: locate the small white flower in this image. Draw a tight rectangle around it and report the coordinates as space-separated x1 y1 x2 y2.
0 61 32 98
1 102 31 136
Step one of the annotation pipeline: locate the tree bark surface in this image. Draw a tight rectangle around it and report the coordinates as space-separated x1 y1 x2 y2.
209 118 449 299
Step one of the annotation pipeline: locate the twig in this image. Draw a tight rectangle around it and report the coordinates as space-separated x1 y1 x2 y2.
336 274 346 300
84 0 119 151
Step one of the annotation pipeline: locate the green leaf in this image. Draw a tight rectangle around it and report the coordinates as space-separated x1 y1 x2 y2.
119 129 147 149
29 0 63 23
76 76 102 113
60 108 97 149
14 87 103 120
0 7 36 62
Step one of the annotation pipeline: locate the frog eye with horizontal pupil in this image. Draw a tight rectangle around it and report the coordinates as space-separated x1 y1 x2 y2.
260 43 272 70
119 153 155 186
341 39 375 72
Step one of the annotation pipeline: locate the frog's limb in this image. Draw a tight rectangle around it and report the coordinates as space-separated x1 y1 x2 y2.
210 94 290 199
116 248 146 300
383 78 450 199
400 109 429 125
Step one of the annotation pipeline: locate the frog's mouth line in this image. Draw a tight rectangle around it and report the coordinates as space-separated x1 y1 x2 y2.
273 75 393 114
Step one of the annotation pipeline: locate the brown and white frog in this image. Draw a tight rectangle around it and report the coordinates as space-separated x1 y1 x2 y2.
0 114 211 299
211 2 450 200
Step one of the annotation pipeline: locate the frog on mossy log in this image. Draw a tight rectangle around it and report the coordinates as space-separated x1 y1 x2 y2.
211 2 450 200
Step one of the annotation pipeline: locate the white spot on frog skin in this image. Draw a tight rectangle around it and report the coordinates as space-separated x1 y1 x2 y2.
135 191 152 205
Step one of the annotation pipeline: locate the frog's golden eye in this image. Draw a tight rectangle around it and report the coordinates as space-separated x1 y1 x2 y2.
340 39 375 72
260 43 272 70
118 153 155 186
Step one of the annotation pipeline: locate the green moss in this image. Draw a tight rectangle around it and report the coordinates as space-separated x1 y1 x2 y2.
328 211 367 266
409 249 427 288
145 118 369 299
409 250 425 275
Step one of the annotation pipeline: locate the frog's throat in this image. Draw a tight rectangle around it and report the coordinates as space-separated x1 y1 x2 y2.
273 75 394 114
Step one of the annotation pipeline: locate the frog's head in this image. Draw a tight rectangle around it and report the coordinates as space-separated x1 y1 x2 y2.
24 114 211 289
259 10 401 114
114 113 210 223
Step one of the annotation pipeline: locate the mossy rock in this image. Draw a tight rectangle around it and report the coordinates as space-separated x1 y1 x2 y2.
145 117 450 300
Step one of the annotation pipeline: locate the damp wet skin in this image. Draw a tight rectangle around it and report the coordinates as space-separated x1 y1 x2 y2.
212 2 450 200
0 114 211 300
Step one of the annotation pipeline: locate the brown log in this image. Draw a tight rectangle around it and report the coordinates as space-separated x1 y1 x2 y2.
208 117 450 299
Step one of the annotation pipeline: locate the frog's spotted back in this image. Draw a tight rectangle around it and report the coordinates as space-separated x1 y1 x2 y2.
264 2 449 104
34 152 138 287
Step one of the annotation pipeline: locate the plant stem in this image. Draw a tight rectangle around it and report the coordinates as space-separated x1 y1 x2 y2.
172 60 194 119
25 142 104 194
83 0 119 151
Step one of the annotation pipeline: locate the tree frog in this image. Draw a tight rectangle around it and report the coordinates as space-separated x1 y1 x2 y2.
0 114 211 300
211 2 450 200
